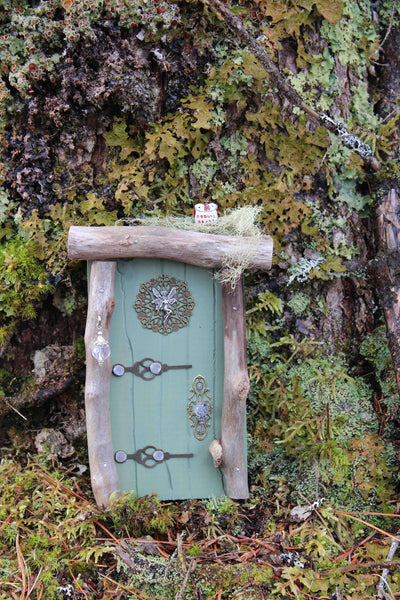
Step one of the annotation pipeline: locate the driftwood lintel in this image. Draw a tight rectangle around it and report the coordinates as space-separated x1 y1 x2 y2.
68 225 273 271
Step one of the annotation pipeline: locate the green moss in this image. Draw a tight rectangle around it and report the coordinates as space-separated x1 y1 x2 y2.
360 325 398 399
287 354 378 444
0 233 54 340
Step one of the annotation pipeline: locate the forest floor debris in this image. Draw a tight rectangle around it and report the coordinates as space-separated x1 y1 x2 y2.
1 455 400 599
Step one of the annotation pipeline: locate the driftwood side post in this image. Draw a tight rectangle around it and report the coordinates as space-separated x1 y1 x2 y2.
85 261 119 507
219 277 250 498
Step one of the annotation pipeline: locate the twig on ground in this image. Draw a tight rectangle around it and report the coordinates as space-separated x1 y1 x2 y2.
175 559 196 600
322 560 400 575
375 573 395 600
335 587 344 600
377 529 400 599
163 545 179 582
177 532 187 571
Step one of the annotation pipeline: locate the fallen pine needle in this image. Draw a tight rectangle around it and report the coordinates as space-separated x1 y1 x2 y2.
337 512 400 543
322 560 400 575
338 511 400 518
98 572 147 598
93 520 120 544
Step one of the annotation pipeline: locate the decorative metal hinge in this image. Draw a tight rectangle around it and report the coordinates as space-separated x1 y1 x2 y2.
114 445 194 468
112 358 192 380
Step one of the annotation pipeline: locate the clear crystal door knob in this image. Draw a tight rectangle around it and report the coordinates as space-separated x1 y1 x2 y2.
91 331 111 365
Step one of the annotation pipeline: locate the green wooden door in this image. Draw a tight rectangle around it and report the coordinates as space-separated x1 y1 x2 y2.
108 258 225 499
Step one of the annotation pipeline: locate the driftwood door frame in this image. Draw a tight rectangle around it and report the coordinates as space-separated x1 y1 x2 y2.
68 225 273 507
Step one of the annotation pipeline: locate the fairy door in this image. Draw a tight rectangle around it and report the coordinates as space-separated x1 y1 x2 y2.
108 258 225 499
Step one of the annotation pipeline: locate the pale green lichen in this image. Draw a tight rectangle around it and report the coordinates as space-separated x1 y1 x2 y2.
287 292 311 315
320 0 377 67
286 257 324 285
190 156 219 188
360 325 399 402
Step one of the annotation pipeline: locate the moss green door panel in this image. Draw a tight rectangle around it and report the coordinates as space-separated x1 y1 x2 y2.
109 258 225 499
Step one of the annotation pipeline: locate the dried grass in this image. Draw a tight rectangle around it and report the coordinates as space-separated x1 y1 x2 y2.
118 206 264 288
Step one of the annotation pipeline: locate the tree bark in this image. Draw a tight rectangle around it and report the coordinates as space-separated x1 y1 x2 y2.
203 0 380 170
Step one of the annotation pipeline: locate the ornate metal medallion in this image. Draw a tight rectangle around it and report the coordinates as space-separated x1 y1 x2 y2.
188 375 213 441
134 274 195 335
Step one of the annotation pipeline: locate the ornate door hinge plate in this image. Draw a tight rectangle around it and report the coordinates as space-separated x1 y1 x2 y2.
114 445 194 468
112 358 192 380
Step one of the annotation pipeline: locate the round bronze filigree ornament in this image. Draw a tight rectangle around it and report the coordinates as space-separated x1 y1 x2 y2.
134 274 195 335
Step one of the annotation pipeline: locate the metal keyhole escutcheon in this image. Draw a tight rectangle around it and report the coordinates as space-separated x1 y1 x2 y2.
188 375 213 440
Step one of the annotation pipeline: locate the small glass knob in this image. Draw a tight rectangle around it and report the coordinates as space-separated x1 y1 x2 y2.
112 364 125 377
194 402 209 418
149 361 162 375
152 450 165 462
115 450 128 463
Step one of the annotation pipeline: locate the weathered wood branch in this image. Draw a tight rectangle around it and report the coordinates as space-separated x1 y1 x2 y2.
68 226 273 271
219 276 250 499
203 0 381 171
84 261 119 507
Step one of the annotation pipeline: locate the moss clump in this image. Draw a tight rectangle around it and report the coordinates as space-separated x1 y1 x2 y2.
287 291 311 315
287 354 378 444
360 325 398 399
0 233 54 341
247 338 397 511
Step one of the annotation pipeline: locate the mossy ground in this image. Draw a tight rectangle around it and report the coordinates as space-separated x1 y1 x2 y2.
0 442 399 599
